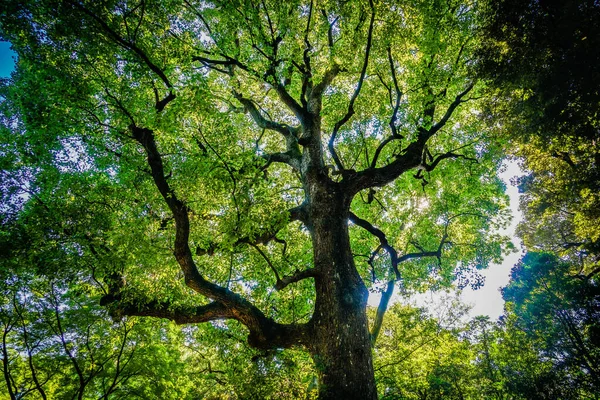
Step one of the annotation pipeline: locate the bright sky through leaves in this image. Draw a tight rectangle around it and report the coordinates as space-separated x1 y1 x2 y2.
0 41 15 77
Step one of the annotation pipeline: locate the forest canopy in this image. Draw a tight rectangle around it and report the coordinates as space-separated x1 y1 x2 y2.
0 0 598 398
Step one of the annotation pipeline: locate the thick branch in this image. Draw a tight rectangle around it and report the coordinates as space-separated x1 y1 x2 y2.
119 301 234 324
310 64 342 104
347 83 476 193
274 84 309 125
128 124 305 349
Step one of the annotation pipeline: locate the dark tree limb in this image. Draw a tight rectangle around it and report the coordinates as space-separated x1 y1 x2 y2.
348 211 401 279
346 83 476 193
275 268 318 291
70 1 176 111
349 211 450 346
423 151 478 172
421 82 475 141
126 123 308 349
370 279 395 345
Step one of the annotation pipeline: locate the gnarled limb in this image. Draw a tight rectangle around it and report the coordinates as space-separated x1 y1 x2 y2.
128 123 308 350
349 211 450 346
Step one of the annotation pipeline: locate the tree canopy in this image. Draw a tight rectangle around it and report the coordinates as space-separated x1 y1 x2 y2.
0 0 598 398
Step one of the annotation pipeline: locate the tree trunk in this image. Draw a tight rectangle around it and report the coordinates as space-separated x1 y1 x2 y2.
306 177 377 399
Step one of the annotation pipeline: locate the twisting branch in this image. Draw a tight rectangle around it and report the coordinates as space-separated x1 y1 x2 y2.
421 82 475 140
329 0 375 172
107 118 310 349
348 212 401 279
423 151 477 173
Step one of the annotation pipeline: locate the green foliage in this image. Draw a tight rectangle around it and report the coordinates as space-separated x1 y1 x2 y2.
0 0 524 397
477 0 600 272
501 252 600 396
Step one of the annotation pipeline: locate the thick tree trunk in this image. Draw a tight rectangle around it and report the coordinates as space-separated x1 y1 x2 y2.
306 177 377 399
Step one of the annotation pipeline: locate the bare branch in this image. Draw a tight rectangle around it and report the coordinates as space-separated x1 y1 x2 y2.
423 151 477 172
348 212 400 278
70 0 175 112
422 82 475 140
347 83 476 193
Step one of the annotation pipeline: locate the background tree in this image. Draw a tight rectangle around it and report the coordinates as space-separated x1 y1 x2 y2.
501 252 600 397
0 0 511 397
478 0 600 273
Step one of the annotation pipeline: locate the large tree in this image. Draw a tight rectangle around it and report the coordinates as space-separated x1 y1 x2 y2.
0 0 509 397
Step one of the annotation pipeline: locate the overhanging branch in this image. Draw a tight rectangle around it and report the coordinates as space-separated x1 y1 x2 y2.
126 122 307 349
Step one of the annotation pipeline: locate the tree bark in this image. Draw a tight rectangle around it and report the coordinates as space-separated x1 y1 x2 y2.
305 175 377 399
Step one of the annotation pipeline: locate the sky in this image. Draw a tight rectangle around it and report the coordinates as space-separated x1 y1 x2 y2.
0 41 15 78
0 40 524 320
452 162 524 319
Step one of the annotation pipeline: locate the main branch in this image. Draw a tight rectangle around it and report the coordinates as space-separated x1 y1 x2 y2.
122 123 308 349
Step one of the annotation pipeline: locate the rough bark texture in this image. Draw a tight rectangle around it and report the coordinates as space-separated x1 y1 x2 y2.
304 174 377 399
